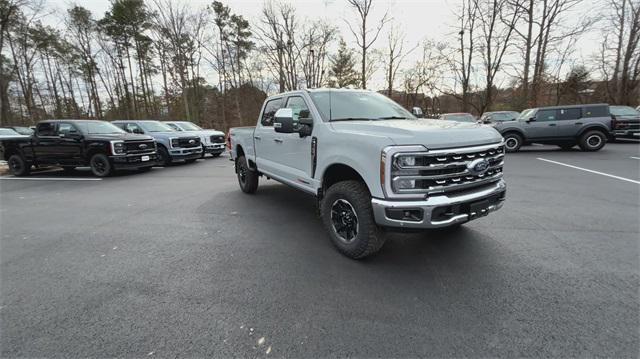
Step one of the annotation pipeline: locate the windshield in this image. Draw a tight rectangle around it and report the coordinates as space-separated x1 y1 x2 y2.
490 112 519 122
309 91 415 121
0 128 20 136
443 113 475 122
517 109 535 120
76 122 125 134
177 122 202 131
139 121 174 133
610 106 639 116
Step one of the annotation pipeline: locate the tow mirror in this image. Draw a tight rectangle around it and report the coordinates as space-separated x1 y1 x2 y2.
298 110 313 137
526 117 536 123
411 107 424 118
274 108 295 134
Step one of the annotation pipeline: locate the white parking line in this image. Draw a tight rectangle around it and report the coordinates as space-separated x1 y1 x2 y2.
537 158 640 184
0 177 102 181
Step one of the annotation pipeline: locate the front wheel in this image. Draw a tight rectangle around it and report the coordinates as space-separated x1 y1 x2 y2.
89 153 112 177
579 130 606 151
503 133 523 153
236 155 258 193
157 146 172 166
8 154 30 176
320 181 386 259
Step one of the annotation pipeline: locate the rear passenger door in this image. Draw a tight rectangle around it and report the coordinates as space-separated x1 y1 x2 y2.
253 97 283 176
557 108 583 138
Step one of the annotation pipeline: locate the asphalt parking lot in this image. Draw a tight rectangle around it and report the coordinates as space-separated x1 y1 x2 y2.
1 141 639 358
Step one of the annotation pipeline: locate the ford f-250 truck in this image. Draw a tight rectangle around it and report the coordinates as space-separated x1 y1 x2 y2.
1 119 157 177
229 89 506 259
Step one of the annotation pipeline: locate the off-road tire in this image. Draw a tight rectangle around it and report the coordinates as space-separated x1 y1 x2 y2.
236 155 258 194
579 130 606 151
157 146 172 166
8 154 30 176
89 153 112 177
503 132 523 153
320 180 386 259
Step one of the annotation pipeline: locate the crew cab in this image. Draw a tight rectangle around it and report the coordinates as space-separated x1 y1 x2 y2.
113 120 202 165
1 120 157 177
229 89 507 259
163 121 226 157
495 104 612 152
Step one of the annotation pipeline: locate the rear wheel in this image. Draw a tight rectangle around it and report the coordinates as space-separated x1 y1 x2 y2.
89 153 112 177
503 133 523 153
8 154 30 176
320 181 386 259
579 130 606 151
236 155 258 193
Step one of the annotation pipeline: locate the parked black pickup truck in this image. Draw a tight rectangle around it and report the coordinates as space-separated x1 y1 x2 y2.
1 120 158 177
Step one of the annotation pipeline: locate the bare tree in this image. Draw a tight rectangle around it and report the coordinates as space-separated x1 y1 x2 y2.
382 24 416 96
300 20 336 88
599 0 640 105
452 0 479 112
345 0 390 89
0 0 30 123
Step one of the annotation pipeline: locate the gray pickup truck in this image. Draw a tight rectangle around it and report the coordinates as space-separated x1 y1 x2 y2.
229 89 507 259
494 104 612 152
113 120 202 165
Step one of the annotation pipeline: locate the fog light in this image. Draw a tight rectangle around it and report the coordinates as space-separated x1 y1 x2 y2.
395 178 416 189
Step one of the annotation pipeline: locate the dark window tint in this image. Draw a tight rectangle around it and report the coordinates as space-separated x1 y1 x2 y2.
536 109 557 121
57 122 79 135
261 98 283 126
558 108 581 121
36 122 56 136
583 106 609 118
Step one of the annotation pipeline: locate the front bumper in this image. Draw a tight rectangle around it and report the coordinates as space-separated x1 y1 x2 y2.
169 147 202 160
110 152 157 169
371 180 506 229
612 129 640 138
203 143 225 154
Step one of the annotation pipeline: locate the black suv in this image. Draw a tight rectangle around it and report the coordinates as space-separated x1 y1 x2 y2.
1 120 157 177
493 104 613 152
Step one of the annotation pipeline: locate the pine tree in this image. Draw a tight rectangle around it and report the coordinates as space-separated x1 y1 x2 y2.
328 39 358 88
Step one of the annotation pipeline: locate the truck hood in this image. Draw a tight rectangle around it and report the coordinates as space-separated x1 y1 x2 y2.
330 119 503 149
85 133 153 141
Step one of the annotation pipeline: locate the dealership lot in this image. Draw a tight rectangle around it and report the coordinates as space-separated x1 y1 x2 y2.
1 142 638 357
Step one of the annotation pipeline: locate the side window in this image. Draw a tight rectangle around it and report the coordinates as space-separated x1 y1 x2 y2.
536 109 557 121
583 106 609 118
57 123 78 135
167 123 181 131
558 108 581 121
261 98 283 127
36 122 56 136
285 96 311 123
125 123 143 134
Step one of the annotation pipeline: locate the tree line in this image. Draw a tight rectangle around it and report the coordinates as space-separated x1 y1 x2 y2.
0 0 638 130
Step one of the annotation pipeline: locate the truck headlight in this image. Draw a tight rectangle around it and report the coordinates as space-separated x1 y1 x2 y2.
170 138 179 148
395 155 416 168
111 141 125 155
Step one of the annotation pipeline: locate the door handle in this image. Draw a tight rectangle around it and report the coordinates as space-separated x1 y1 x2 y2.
274 138 283 143
548 123 556 126
574 122 583 125
254 136 261 140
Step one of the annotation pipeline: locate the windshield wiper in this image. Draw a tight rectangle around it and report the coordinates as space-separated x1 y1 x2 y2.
330 117 373 122
377 116 407 120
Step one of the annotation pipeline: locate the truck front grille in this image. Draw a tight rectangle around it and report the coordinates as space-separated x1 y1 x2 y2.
178 137 201 148
125 140 156 154
389 143 505 196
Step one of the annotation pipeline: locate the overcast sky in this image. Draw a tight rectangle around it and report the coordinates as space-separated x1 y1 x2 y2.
42 0 601 91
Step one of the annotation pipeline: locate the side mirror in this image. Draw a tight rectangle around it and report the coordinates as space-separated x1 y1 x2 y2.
298 111 313 137
274 108 295 133
526 117 536 123
411 107 424 118
133 128 144 134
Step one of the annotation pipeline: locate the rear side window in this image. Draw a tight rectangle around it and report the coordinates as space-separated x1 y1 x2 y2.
36 122 56 136
583 106 609 118
536 109 557 121
558 108 581 121
261 98 284 127
57 123 79 135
